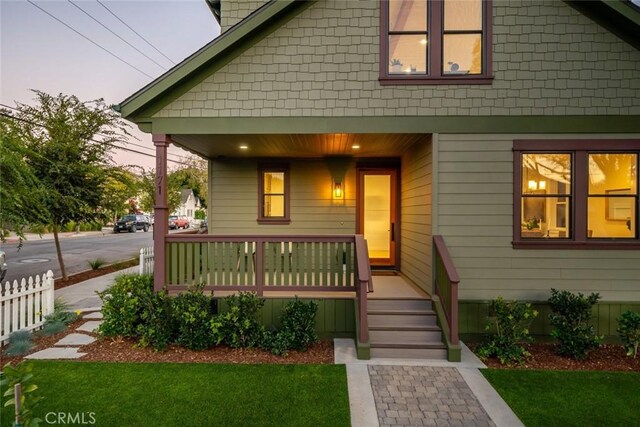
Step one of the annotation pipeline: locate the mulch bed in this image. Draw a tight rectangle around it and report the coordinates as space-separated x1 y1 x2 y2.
2 312 334 365
54 258 137 290
80 337 334 364
475 343 640 372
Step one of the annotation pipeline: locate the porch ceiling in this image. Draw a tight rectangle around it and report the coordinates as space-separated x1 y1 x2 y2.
170 133 429 159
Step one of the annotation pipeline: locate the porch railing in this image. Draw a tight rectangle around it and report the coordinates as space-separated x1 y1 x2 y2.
163 234 373 342
433 235 459 345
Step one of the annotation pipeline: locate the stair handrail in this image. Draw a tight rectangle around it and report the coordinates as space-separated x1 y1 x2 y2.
354 234 371 343
433 235 459 345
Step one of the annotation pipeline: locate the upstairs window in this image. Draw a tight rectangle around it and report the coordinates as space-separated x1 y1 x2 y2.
258 164 290 224
380 0 493 84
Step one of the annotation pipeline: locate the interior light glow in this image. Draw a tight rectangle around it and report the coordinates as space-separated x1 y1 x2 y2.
239 145 248 150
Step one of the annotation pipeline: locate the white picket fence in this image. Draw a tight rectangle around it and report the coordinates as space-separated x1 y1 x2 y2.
139 247 154 275
0 271 55 344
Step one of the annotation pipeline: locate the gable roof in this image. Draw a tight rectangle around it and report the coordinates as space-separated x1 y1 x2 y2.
180 189 194 205
116 0 315 121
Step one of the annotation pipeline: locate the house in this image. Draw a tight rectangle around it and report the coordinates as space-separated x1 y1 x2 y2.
117 0 640 361
173 189 201 221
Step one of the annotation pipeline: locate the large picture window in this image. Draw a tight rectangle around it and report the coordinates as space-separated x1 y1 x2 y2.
258 164 290 224
380 0 492 84
514 140 640 248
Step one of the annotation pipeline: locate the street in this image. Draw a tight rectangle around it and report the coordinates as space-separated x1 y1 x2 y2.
1 230 153 283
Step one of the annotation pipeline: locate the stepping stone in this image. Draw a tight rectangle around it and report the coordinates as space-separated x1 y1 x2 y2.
26 347 86 360
54 333 96 346
77 321 103 333
83 312 103 319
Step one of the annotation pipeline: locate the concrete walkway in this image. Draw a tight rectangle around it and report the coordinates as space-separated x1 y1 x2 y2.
335 339 523 427
55 266 137 310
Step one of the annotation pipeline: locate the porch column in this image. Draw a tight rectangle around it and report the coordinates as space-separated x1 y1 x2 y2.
152 134 171 292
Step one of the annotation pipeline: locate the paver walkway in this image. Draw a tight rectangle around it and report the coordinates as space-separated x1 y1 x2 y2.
369 365 494 427
26 318 102 360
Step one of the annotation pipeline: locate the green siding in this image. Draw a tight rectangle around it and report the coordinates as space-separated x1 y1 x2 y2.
435 133 640 302
208 159 356 235
400 138 433 293
459 300 640 341
217 297 355 338
154 0 640 120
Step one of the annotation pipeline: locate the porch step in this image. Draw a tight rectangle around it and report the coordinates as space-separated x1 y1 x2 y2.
367 298 446 360
370 343 448 359
368 299 432 311
369 326 442 343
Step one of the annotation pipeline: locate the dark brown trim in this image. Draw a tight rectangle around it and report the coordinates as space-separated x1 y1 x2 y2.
152 133 171 292
513 139 640 249
257 162 291 224
379 0 493 85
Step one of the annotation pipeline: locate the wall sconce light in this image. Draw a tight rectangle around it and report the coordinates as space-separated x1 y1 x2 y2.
527 180 546 191
333 180 344 200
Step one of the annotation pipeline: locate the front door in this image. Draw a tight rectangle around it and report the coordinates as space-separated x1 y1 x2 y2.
357 167 398 267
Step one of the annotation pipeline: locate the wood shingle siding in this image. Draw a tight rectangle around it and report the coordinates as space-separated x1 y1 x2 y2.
156 0 640 119
435 134 640 302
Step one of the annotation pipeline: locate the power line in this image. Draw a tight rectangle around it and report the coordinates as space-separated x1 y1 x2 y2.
0 111 194 167
67 0 167 71
2 104 190 162
26 0 154 79
96 0 176 65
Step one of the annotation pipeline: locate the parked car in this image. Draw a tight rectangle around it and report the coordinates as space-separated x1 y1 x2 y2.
114 214 150 233
169 216 189 229
0 250 7 282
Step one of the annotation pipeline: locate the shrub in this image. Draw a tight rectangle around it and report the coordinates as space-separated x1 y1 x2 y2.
477 297 538 364
40 321 66 336
1 362 43 426
617 310 640 359
280 297 319 351
87 258 107 270
549 288 602 360
261 329 295 356
97 274 153 337
45 299 79 326
172 284 219 350
136 289 175 351
4 330 34 356
63 221 77 232
220 292 265 348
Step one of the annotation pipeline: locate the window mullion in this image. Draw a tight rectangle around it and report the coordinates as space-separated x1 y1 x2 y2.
574 151 588 241
430 0 443 77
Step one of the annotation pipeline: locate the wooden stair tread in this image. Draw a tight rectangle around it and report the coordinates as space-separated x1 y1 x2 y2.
370 342 447 349
369 325 441 332
368 309 436 316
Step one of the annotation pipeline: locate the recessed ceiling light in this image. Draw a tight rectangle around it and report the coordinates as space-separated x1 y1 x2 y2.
239 145 248 150
352 145 360 150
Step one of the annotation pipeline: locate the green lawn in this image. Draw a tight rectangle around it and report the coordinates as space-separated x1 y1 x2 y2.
482 369 640 427
1 362 350 427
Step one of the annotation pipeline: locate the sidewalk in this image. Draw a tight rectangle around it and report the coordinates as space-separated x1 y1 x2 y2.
55 267 137 310
4 229 112 244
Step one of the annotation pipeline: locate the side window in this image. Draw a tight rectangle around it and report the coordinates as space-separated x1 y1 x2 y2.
258 164 290 224
513 140 640 248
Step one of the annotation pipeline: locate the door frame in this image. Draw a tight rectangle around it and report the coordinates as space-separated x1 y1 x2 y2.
356 162 401 269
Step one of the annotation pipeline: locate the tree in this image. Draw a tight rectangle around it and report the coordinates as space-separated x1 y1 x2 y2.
0 117 46 242
100 167 139 223
8 90 130 280
138 169 182 214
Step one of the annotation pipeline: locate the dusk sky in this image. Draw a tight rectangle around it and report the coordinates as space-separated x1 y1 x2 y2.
1 0 220 169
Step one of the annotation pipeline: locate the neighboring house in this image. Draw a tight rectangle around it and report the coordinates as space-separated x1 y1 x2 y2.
172 189 201 221
117 0 640 360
